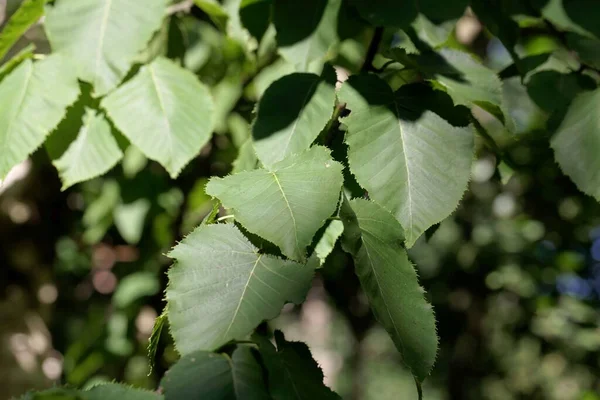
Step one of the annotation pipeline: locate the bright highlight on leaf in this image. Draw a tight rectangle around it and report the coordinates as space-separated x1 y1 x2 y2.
102 57 215 178
166 223 315 355
341 198 438 383
207 146 344 261
45 0 169 96
253 69 337 166
53 109 123 190
0 55 79 179
339 74 474 247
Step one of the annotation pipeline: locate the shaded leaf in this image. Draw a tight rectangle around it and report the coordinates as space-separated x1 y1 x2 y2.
102 57 215 178
148 311 168 375
342 198 438 383
551 88 600 201
274 0 341 69
86 383 163 400
254 331 341 400
351 0 417 28
339 74 473 247
166 223 314 354
161 347 270 399
252 68 337 166
0 0 43 61
45 0 169 96
206 146 344 261
0 55 79 179
53 109 123 190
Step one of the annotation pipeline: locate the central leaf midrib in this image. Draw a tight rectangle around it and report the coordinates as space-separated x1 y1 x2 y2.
148 64 175 169
94 0 114 89
393 100 414 243
271 171 301 258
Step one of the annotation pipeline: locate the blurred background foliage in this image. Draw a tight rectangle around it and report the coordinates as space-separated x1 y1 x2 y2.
1 0 600 399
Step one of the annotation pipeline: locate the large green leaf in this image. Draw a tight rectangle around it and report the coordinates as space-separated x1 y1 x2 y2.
45 0 168 96
102 57 215 178
0 55 79 179
161 347 270 399
206 146 344 261
273 0 341 69
252 69 336 166
339 74 473 247
0 0 44 61
551 88 600 201
341 198 438 383
53 109 123 190
166 223 314 354
254 331 341 400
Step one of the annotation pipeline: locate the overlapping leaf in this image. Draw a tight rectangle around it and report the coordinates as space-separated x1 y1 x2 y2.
0 55 79 179
161 347 270 399
551 88 600 201
45 0 169 96
315 220 344 266
166 223 315 354
206 146 344 261
53 109 123 190
0 0 44 61
252 68 336 166
102 57 215 178
389 48 504 121
274 0 341 69
340 198 438 383
339 74 473 247
254 331 341 400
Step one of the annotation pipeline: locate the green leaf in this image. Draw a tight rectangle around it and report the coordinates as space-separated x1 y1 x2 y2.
0 55 79 179
551 88 600 201
416 0 468 22
342 198 438 383
233 138 259 173
45 0 169 96
254 331 341 400
206 146 344 261
389 48 504 120
526 71 590 113
52 109 123 190
351 0 417 28
194 0 229 30
114 199 151 244
161 347 270 399
166 223 315 354
86 383 163 400
102 57 215 178
273 0 341 69
0 43 35 82
567 32 600 69
0 0 44 61
252 68 337 166
339 74 473 247
148 310 168 375
240 0 272 42
314 219 344 266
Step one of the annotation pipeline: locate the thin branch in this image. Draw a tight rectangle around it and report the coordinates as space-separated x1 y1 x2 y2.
361 27 384 73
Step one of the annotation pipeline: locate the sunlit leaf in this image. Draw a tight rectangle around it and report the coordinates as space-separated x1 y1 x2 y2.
0 55 79 179
341 198 438 383
339 74 473 247
252 68 336 166
102 57 215 178
0 0 44 61
45 0 169 96
166 223 315 354
206 146 344 261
